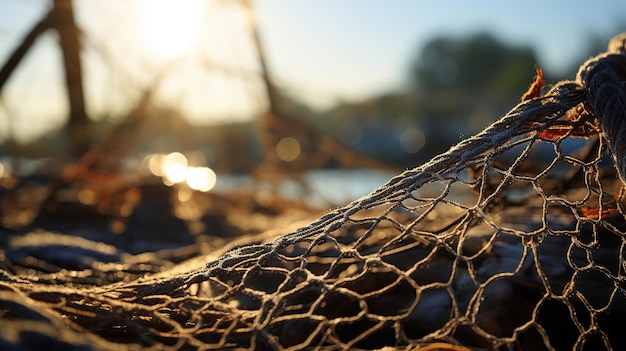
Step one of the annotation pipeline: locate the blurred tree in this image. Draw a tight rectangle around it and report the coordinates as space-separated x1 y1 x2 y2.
411 32 537 98
408 32 539 159
322 32 541 167
0 0 90 159
52 0 90 158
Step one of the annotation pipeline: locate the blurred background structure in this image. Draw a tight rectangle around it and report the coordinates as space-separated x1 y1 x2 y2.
0 0 625 233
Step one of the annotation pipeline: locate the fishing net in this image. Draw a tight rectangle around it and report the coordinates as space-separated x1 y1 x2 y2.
3 34 626 351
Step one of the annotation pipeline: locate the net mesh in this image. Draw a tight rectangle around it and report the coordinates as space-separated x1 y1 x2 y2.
3 34 626 351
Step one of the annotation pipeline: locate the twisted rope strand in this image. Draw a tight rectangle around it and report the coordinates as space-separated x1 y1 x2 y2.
578 33 626 184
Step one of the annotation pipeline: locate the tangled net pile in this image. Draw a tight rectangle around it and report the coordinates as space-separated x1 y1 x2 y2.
3 34 626 351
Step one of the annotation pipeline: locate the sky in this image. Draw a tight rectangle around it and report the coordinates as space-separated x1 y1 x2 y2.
0 0 625 143
255 0 626 103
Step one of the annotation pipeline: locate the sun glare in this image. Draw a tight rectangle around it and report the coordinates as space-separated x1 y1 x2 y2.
139 0 205 59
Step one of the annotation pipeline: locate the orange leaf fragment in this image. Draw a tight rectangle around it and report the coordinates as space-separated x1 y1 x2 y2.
521 66 543 102
538 127 570 140
580 206 617 219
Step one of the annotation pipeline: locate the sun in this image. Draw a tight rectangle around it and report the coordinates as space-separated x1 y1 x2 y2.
138 0 205 59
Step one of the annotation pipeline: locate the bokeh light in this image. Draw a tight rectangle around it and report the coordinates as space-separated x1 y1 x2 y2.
162 152 188 184
399 127 425 153
276 137 301 162
186 167 217 192
147 154 165 176
145 152 217 192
